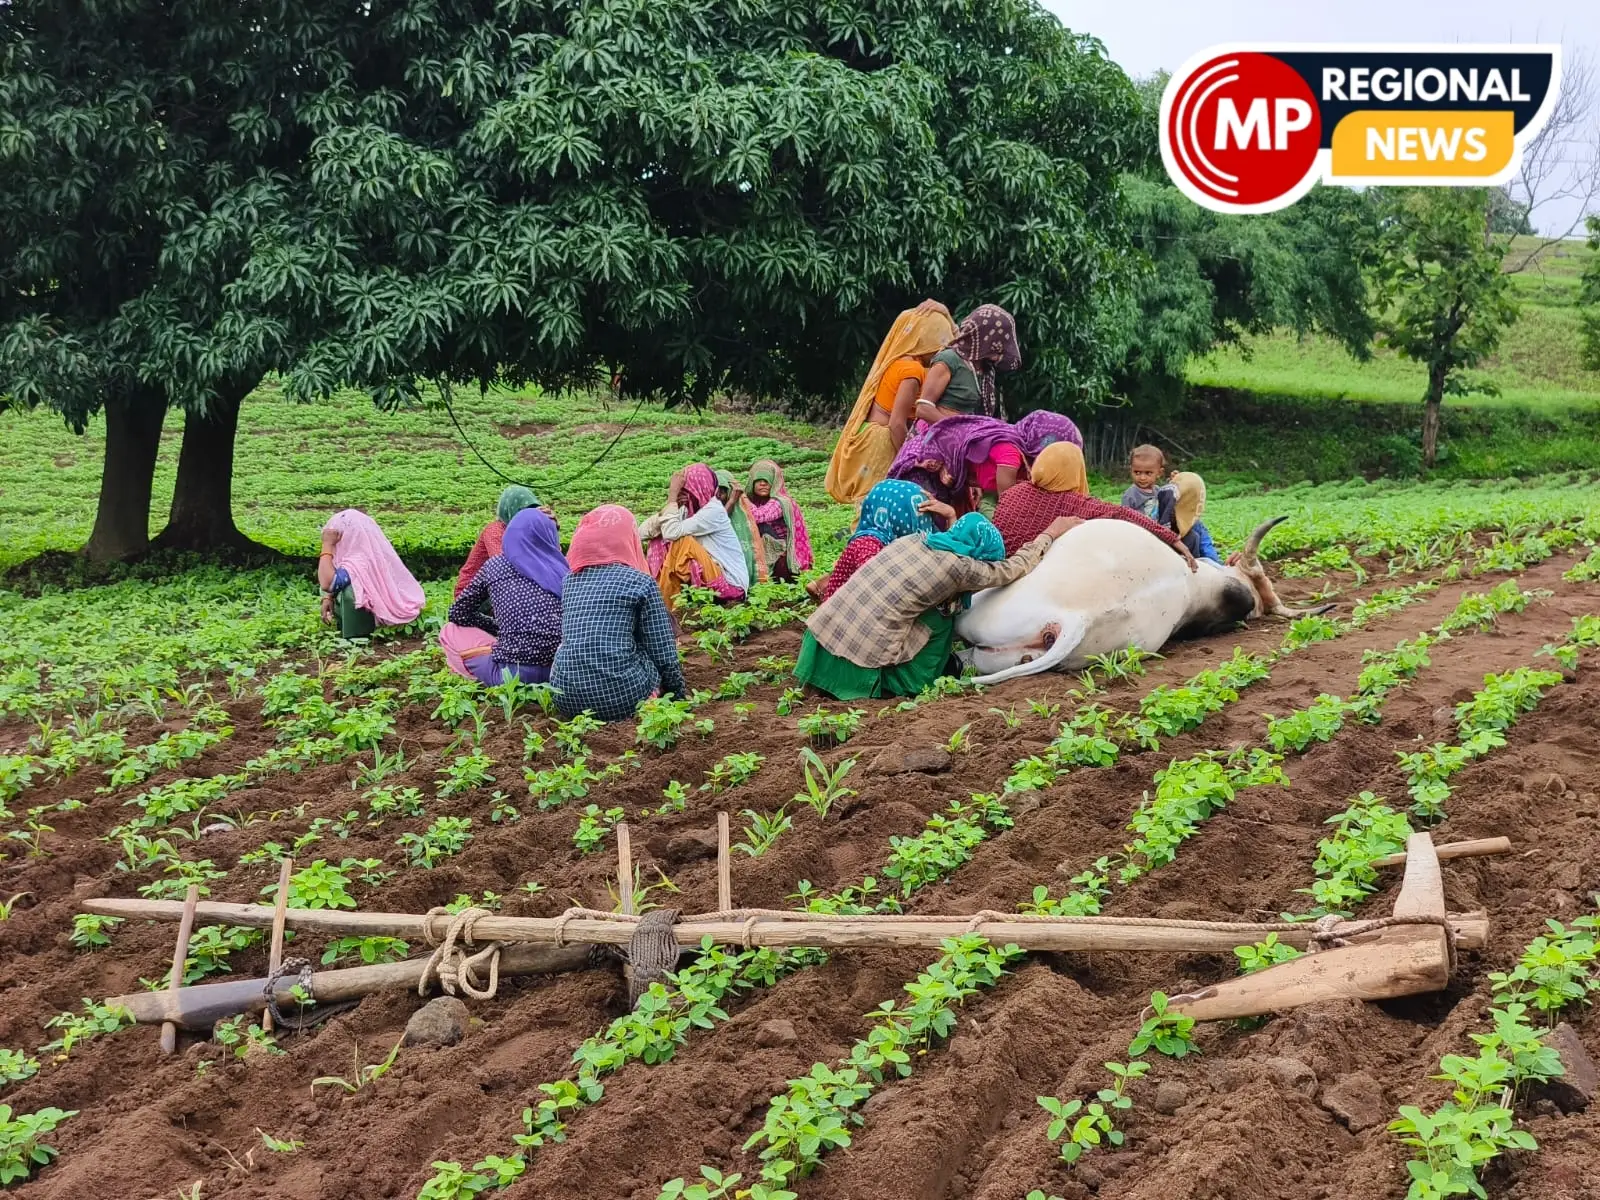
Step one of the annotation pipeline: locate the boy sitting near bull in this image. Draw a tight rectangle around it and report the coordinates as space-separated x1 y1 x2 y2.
1121 444 1222 564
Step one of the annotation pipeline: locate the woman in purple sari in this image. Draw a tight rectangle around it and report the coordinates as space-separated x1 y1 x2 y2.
887 413 1030 517
441 508 569 684
1012 410 1083 458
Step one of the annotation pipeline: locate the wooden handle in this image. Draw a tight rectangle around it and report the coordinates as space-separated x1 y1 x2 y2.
160 885 202 1055
1370 836 1510 869
717 813 732 913
263 857 293 1034
107 945 594 1030
616 824 633 915
80 897 1490 954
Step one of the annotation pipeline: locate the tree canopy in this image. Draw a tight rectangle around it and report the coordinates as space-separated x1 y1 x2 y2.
1106 75 1376 408
1367 188 1518 468
0 0 1145 558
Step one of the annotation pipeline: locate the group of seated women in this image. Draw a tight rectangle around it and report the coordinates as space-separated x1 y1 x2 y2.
314 297 1226 718
316 454 816 721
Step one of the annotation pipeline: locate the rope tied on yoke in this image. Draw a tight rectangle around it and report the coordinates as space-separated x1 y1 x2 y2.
418 906 503 1001
1306 911 1458 970
263 956 314 1028
624 908 682 1007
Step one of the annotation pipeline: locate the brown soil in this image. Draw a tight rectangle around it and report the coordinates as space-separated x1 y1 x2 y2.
3 556 1598 1200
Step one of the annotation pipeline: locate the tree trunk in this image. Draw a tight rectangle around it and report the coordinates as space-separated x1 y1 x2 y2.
82 388 167 562
1420 364 1447 470
152 379 272 557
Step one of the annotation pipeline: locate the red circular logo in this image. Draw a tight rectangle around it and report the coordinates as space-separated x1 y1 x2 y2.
1165 52 1321 208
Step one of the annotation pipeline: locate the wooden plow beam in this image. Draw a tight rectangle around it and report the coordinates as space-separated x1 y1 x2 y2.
85 832 1498 1028
1164 831 1464 1021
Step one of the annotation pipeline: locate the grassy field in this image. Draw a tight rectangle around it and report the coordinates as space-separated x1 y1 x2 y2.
1188 235 1600 408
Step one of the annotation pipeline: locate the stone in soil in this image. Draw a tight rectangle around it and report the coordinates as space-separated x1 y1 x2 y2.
666 829 719 862
1152 1081 1189 1115
1319 1071 1386 1131
1266 1056 1319 1098
754 1019 797 1048
402 996 470 1048
867 743 951 775
1531 1023 1597 1113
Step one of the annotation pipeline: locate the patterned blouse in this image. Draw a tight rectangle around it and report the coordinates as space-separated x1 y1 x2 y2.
992 487 1184 557
446 556 562 672
454 520 506 597
807 532 1053 668
550 564 688 720
818 536 886 600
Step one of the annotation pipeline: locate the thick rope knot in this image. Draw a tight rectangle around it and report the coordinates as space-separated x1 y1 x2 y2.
264 956 314 1027
624 908 681 1008
418 906 503 1001
1307 914 1348 953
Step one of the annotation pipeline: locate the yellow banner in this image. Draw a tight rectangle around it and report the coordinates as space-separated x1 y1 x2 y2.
1330 110 1513 177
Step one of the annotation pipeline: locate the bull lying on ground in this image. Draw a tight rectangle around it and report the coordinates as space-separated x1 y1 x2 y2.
955 516 1330 685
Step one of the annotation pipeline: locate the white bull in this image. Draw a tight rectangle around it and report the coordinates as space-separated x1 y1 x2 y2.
955 515 1329 686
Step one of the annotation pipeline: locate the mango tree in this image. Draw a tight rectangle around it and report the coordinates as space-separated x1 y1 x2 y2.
0 0 1142 561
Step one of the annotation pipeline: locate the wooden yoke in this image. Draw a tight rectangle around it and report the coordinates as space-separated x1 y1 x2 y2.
1166 832 1456 1022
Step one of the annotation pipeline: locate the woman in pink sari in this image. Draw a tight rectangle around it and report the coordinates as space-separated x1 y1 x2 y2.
746 459 813 581
317 510 426 639
640 462 750 609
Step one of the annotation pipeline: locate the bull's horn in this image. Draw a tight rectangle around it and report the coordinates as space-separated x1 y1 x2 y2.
1272 600 1339 619
1240 515 1290 565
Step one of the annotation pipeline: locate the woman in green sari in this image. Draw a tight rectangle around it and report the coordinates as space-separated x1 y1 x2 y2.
716 470 768 586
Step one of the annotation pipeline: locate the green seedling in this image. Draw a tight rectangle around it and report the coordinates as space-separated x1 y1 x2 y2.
793 748 856 819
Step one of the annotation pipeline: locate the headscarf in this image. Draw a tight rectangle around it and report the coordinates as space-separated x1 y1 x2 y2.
323 510 426 626
888 414 1025 497
1171 472 1207 536
682 463 717 513
501 508 570 597
947 304 1020 417
1013 411 1082 458
1030 442 1089 496
566 504 648 574
745 459 813 572
849 480 936 547
496 485 538 525
716 470 768 584
925 512 1005 562
825 306 958 504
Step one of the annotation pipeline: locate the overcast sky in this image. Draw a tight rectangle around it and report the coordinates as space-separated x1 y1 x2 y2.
1042 0 1600 235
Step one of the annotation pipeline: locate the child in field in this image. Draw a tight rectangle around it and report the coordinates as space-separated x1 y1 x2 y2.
1120 444 1171 519
1120 446 1221 563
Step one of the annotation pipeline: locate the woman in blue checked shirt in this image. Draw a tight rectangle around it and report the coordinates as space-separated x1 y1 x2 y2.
550 505 688 721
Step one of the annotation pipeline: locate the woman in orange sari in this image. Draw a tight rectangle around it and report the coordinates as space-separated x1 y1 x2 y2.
823 300 958 505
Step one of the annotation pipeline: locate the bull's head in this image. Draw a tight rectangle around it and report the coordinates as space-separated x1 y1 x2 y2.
1230 516 1337 620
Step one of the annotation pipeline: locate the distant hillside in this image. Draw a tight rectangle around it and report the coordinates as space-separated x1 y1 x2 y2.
1186 235 1600 410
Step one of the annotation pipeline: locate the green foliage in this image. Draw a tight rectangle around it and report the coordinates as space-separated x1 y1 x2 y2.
734 808 792 858
436 750 495 800
271 860 357 911
0 1105 76 1186
1367 189 1519 466
320 936 410 967
1296 792 1412 917
1489 917 1600 1021
700 752 764 795
183 925 262 983
1128 991 1198 1059
40 1000 133 1057
68 913 122 951
572 805 624 855
742 936 1022 1187
397 816 473 868
1264 693 1353 752
792 749 856 819
1235 933 1301 975
0 1051 39 1087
